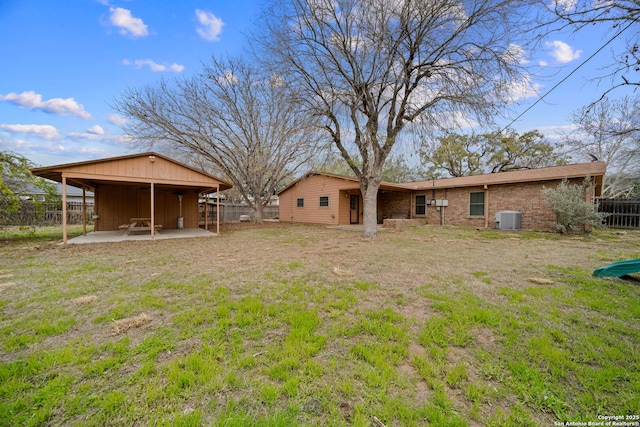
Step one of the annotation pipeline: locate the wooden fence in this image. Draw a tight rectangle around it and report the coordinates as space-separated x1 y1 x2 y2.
596 198 640 229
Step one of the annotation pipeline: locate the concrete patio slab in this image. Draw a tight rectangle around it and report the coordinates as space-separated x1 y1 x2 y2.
63 228 216 245
326 225 388 231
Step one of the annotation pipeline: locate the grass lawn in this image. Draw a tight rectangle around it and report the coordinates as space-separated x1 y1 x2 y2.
0 223 639 426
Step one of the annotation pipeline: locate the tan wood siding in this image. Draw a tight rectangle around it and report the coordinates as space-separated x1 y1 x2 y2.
95 184 201 231
95 184 138 231
60 156 224 187
279 175 360 225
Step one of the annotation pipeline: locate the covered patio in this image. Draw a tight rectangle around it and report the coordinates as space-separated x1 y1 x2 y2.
31 152 232 244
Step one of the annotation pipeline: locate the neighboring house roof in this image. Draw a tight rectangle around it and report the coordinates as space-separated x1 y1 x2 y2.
277 171 411 195
402 162 606 190
31 152 233 192
279 162 606 194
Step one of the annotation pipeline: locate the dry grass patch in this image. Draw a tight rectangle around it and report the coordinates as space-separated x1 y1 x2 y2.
527 277 555 285
110 313 152 335
332 266 354 277
0 282 16 292
72 295 98 305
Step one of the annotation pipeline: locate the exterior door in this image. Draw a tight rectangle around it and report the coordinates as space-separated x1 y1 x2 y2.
350 195 359 224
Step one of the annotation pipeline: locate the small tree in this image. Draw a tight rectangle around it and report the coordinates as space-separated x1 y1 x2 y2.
541 178 607 233
1 151 59 225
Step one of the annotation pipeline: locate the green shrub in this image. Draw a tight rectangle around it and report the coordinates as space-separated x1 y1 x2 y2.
542 178 607 233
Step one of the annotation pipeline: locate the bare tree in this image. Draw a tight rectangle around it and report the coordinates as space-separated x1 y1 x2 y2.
259 0 536 237
541 0 639 104
566 95 640 197
113 56 323 223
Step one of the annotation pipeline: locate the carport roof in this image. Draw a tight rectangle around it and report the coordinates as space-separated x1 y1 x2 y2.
31 152 233 193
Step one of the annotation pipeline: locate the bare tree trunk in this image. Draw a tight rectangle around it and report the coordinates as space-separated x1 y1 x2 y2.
255 203 264 224
361 180 380 238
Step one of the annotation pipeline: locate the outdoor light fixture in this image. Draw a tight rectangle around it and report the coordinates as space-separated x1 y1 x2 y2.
149 155 156 162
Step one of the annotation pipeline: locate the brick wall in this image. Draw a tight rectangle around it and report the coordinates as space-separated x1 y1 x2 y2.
417 178 586 230
379 191 411 219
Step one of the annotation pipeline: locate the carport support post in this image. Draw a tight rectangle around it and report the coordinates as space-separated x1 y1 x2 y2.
82 186 87 236
204 193 209 231
150 182 155 238
216 184 220 235
62 175 68 244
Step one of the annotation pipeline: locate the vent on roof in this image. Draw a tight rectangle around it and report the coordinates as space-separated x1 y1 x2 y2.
495 211 522 230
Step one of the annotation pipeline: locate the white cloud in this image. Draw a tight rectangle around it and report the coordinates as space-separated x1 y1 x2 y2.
502 74 543 103
195 9 224 41
67 131 103 141
546 40 582 63
539 60 549 67
123 59 184 73
0 91 92 119
0 124 61 140
87 125 105 135
214 71 239 85
109 7 148 37
107 114 128 126
66 130 132 145
536 124 578 136
549 0 577 12
503 44 528 65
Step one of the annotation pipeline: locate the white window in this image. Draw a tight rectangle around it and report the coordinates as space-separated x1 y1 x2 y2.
319 196 329 207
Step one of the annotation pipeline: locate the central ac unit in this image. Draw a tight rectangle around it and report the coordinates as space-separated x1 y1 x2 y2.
495 211 522 230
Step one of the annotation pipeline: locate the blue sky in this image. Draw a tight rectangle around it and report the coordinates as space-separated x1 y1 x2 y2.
0 0 635 167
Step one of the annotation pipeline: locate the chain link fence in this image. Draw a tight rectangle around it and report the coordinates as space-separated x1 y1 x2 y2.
0 200 95 226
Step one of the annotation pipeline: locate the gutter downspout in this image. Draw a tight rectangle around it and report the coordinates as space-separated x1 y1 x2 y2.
484 184 490 229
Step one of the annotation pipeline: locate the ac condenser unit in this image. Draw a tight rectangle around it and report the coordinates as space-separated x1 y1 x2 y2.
495 211 522 230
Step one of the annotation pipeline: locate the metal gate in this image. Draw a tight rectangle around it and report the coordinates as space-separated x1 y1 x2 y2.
596 198 640 229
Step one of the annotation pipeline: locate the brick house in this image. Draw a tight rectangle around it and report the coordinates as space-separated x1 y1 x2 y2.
277 162 606 230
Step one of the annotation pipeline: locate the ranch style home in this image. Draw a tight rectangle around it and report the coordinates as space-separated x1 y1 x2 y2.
277 162 606 231
31 152 232 244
